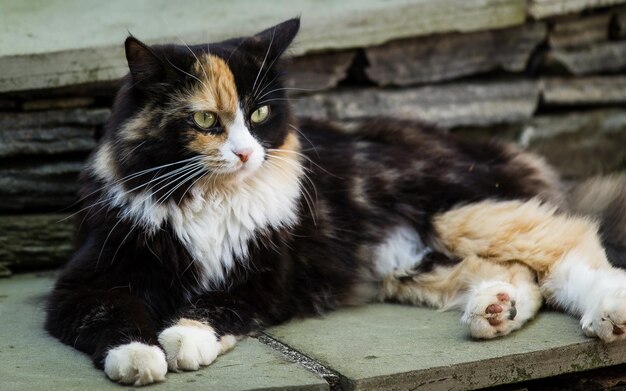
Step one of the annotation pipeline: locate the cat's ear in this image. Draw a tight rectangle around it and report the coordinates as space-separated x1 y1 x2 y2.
125 36 168 84
248 18 300 60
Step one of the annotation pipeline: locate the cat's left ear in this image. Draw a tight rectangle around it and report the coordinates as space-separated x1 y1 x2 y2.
247 18 300 60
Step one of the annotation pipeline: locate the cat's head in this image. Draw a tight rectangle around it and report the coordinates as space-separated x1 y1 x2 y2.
93 18 301 204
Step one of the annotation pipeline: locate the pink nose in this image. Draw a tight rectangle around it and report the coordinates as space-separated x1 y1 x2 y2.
233 148 253 163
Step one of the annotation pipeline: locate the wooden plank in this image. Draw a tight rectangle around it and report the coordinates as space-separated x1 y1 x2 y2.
365 23 547 86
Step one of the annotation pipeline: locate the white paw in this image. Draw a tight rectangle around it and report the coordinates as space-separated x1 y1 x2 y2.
462 282 519 339
158 321 221 372
582 289 626 343
104 342 167 386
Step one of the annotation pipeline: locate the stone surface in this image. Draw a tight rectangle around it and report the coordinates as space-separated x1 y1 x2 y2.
549 13 611 49
520 110 626 179
545 40 626 75
0 0 527 93
0 273 328 391
287 51 356 92
529 0 626 19
540 76 626 105
365 23 547 86
0 161 83 211
268 304 626 391
540 76 626 106
614 7 626 38
291 81 539 129
0 126 95 158
0 215 73 274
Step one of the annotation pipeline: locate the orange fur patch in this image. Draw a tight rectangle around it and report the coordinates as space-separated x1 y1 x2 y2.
186 55 239 155
433 199 608 279
191 55 238 123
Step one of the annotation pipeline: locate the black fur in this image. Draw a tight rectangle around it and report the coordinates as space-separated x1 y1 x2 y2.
44 18 599 374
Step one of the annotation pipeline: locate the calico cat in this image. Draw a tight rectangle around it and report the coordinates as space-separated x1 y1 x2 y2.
45 18 626 386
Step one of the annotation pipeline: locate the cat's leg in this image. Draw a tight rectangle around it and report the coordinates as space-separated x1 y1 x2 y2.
45 288 167 386
158 292 252 372
433 198 626 342
381 254 542 338
460 260 542 339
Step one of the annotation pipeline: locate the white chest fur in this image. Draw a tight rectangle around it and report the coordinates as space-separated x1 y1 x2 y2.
168 162 303 289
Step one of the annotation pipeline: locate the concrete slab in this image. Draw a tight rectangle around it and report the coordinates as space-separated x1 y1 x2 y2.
0 273 327 391
267 303 626 391
0 0 526 93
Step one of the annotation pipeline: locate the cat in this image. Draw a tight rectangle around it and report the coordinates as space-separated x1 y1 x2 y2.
45 18 626 386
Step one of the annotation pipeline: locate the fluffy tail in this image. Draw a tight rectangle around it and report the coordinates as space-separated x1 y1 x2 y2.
570 175 626 268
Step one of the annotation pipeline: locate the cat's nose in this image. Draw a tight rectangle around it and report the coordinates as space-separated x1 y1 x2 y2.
233 148 253 163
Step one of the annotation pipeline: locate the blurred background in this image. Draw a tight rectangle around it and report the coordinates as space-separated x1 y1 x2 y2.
1 0 626 276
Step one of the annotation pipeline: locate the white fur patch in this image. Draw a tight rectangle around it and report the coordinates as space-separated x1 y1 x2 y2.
373 224 428 276
104 342 167 386
90 134 303 289
544 251 626 342
158 324 221 371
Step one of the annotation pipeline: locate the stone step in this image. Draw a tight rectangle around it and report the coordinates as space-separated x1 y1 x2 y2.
3 272 626 390
268 304 626 391
0 273 328 391
0 0 527 93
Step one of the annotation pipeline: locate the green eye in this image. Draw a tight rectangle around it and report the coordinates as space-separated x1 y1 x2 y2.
193 111 217 129
250 105 270 124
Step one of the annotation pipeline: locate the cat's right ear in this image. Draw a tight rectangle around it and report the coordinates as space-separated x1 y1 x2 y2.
125 36 166 85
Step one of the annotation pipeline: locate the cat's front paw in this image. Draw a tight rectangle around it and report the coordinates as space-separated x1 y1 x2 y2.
582 289 626 342
104 342 167 386
158 319 236 372
462 282 519 339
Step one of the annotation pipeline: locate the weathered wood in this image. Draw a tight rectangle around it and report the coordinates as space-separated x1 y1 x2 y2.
541 76 626 105
0 108 110 128
545 41 626 75
0 161 83 211
520 110 626 178
291 81 539 129
365 23 547 86
0 214 73 274
529 0 626 19
287 51 356 92
549 13 611 49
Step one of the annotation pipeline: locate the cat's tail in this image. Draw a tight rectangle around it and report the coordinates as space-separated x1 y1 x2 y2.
570 174 626 267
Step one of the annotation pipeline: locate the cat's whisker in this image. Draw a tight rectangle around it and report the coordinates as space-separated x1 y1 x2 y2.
256 87 318 101
163 55 211 92
251 27 275 95
252 73 280 102
253 35 286 98
288 124 320 158
179 38 211 87
58 156 203 216
154 165 208 208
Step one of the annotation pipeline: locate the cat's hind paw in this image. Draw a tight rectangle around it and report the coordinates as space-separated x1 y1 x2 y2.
104 342 167 386
462 282 519 339
158 319 231 372
582 289 626 343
